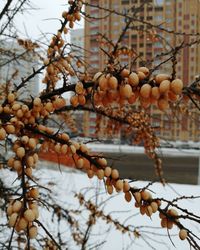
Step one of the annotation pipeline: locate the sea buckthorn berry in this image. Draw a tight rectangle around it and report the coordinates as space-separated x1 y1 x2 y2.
97 169 104 180
7 205 13 216
8 93 15 103
18 217 28 231
134 192 141 204
104 167 112 177
107 185 113 195
121 69 130 78
24 209 35 222
155 74 170 84
137 67 149 76
21 136 29 144
97 157 107 167
170 79 183 95
111 169 119 179
5 124 15 134
12 200 22 213
29 188 39 199
29 226 38 239
124 192 132 202
123 181 130 192
145 205 153 217
137 71 146 80
158 98 169 111
128 72 139 86
115 179 123 191
141 190 151 201
159 80 170 94
151 86 160 100
99 76 108 91
168 208 178 217
119 84 133 99
150 202 158 213
108 76 118 89
0 128 6 140
93 72 103 81
16 147 25 159
179 229 188 240
28 138 37 149
33 97 41 106
140 84 151 99
9 213 18 227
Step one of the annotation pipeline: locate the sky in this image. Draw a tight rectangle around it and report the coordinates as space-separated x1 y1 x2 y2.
15 0 84 40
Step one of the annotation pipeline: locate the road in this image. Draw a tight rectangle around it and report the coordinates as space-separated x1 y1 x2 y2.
102 152 199 185
86 144 199 185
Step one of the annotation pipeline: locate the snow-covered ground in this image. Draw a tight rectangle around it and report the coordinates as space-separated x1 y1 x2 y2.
1 164 200 250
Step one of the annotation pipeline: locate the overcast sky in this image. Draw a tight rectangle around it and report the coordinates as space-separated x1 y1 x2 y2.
14 0 84 41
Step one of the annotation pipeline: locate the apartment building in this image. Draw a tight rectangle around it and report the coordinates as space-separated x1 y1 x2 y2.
84 0 200 142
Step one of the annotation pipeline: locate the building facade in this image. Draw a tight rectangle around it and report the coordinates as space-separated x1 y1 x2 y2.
0 41 39 101
84 0 200 142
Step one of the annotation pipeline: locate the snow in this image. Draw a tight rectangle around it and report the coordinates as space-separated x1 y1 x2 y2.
85 143 200 157
1 163 199 250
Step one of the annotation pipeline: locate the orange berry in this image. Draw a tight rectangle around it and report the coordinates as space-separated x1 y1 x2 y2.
0 128 6 140
120 69 130 78
134 192 141 204
78 95 86 105
77 158 84 168
115 179 123 191
29 226 38 239
137 67 149 76
9 213 18 227
5 124 15 134
179 229 188 240
107 185 113 195
18 217 28 231
141 190 151 201
170 79 183 95
28 138 37 149
70 95 79 107
12 200 22 213
99 76 108 91
124 192 132 202
108 76 118 89
137 71 146 80
119 84 133 99
93 72 103 82
16 147 25 159
140 84 151 98
104 167 112 177
7 205 13 216
145 205 153 217
29 188 39 199
24 209 35 222
157 98 169 111
168 208 178 217
33 97 41 106
155 74 170 84
128 72 139 86
150 202 158 213
151 86 160 100
75 82 84 95
159 80 170 94
111 169 119 179
97 169 104 180
123 181 130 192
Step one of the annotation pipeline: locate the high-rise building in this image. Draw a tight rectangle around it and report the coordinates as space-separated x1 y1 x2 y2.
84 0 200 142
0 41 39 101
